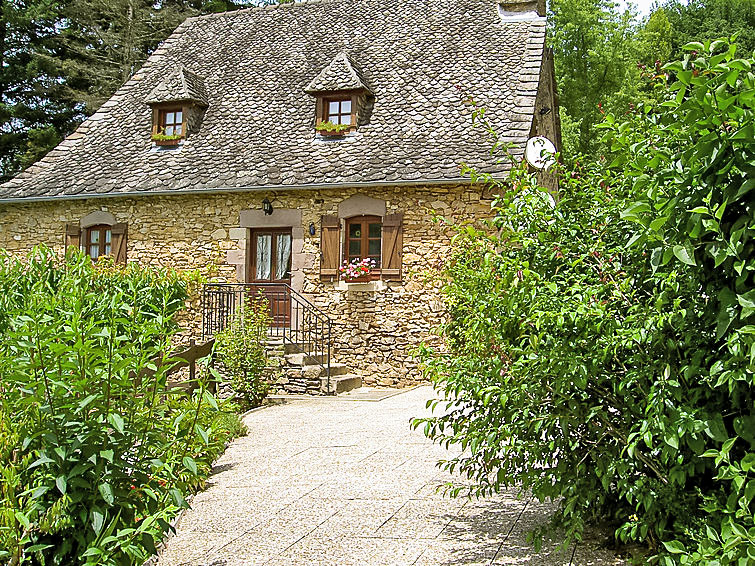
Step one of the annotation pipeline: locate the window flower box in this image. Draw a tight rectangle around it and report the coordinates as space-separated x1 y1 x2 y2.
335 280 387 292
340 257 377 282
152 136 182 147
316 120 351 137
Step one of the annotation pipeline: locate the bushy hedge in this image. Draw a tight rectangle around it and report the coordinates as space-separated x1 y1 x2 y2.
0 248 243 565
416 39 755 564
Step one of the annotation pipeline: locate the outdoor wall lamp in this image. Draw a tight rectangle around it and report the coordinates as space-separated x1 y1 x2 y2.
262 198 273 215
309 222 316 236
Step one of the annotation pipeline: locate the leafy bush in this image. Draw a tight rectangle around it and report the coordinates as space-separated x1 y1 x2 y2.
0 248 228 565
415 39 755 564
214 295 271 409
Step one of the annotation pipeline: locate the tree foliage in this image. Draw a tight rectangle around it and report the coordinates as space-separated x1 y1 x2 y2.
661 0 755 58
416 39 755 564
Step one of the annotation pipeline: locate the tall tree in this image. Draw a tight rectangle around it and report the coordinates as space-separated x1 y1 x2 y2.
0 0 266 181
661 0 755 58
547 0 639 158
0 0 81 180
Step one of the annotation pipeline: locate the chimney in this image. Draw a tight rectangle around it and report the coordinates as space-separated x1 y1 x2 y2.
498 0 545 18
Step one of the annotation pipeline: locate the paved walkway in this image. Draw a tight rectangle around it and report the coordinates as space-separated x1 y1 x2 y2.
158 386 626 566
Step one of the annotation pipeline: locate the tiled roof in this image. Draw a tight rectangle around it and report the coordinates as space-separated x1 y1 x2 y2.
305 52 372 94
146 67 209 106
0 0 547 201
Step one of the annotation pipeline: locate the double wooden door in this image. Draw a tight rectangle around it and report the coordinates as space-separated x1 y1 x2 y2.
248 229 292 327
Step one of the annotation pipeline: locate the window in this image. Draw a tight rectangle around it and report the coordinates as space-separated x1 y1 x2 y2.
86 225 112 259
154 107 185 137
345 216 382 272
320 212 402 282
316 94 357 132
325 97 353 126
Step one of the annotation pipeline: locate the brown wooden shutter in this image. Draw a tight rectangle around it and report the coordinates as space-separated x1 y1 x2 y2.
381 213 403 281
111 223 128 265
64 223 81 251
320 215 340 280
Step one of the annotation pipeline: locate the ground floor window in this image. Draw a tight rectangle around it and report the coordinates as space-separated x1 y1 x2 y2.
86 225 112 259
345 216 382 268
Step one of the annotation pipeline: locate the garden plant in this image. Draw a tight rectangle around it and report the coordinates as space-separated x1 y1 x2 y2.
0 248 244 565
214 295 271 409
416 39 755 564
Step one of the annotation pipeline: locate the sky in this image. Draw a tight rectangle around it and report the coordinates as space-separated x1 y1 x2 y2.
619 0 658 16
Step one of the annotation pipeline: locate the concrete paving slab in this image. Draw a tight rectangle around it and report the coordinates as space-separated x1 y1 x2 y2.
157 386 628 566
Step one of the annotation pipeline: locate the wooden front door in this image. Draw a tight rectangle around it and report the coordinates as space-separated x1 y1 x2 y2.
249 229 292 327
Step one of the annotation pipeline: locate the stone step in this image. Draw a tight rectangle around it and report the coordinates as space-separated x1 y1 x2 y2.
302 362 349 378
284 351 326 366
321 373 362 395
283 342 325 355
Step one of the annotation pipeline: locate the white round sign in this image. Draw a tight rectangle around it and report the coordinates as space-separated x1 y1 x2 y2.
524 136 557 170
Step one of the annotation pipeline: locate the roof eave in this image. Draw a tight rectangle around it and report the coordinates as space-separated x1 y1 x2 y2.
0 177 494 204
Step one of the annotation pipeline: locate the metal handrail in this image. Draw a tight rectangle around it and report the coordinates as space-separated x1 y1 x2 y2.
201 283 332 393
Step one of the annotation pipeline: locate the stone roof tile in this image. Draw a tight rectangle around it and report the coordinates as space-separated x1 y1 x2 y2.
0 0 548 201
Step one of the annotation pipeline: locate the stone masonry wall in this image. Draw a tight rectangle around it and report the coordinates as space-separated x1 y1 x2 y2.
0 185 492 387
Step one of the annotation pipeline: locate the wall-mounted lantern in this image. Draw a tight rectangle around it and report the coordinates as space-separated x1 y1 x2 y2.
262 198 273 215
309 222 316 236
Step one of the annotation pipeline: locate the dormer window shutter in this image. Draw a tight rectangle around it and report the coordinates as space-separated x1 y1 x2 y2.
381 213 403 281
320 215 341 280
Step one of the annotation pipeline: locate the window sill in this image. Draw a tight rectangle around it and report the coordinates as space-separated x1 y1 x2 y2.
334 280 387 292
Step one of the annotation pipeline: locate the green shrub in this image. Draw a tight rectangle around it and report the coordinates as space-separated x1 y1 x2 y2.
0 247 222 565
415 39 755 564
214 295 271 409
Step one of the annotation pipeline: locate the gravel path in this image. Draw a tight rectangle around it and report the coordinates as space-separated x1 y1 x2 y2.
157 386 627 566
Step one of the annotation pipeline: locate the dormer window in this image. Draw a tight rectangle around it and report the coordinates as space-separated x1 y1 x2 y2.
305 52 373 137
145 66 208 146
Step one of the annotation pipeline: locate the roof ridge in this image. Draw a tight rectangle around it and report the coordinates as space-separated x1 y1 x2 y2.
183 0 332 23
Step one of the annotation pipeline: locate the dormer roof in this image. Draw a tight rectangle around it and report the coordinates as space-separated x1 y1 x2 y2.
305 52 372 95
145 66 209 106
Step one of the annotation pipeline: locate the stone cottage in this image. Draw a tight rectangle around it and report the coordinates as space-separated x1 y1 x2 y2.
0 0 560 392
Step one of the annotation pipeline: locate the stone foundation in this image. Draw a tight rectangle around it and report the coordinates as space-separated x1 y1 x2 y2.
0 184 492 387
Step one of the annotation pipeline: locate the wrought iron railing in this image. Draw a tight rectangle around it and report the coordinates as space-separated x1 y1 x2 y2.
202 283 332 391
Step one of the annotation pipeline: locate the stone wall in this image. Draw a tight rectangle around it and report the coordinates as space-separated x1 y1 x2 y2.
0 184 492 387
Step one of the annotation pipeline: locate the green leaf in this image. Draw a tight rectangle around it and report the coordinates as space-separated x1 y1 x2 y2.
92 509 104 535
183 455 198 475
169 488 189 509
14 511 31 530
717 288 738 340
663 540 686 554
108 413 124 435
55 475 67 495
98 483 114 505
673 244 696 266
706 415 728 442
